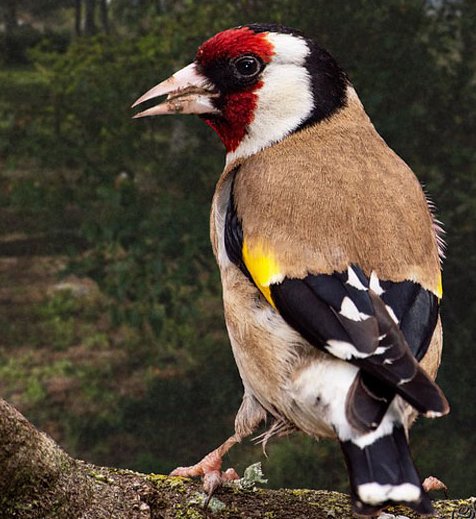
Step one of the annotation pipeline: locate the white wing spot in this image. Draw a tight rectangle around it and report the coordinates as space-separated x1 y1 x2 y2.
369 271 384 295
326 339 370 360
385 305 399 324
340 297 371 321
346 266 368 291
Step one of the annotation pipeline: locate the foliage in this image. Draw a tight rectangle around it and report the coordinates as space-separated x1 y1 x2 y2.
0 0 474 499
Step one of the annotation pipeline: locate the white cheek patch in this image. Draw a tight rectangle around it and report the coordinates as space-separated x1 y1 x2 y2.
265 33 310 64
226 34 314 164
226 63 314 164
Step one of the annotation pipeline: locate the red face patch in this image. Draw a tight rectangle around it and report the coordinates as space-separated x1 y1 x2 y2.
196 26 274 65
196 27 274 152
202 84 262 152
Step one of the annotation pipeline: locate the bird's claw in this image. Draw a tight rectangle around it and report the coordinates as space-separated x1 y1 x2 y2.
203 468 239 492
170 461 239 506
201 468 239 506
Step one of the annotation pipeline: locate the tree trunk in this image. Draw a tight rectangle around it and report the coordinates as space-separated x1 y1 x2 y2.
99 0 109 34
74 0 82 36
0 398 472 519
84 0 97 36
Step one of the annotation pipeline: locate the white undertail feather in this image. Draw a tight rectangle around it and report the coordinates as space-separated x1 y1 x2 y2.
290 357 359 438
291 359 408 448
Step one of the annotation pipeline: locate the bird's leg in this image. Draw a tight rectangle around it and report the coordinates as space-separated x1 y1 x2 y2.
170 434 240 496
422 475 448 497
170 393 267 498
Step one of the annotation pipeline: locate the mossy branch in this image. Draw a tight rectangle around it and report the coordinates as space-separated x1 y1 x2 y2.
0 398 473 519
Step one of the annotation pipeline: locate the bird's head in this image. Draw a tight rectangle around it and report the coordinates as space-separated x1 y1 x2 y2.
132 24 349 163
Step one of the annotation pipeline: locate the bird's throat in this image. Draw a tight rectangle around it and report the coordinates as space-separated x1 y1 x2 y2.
201 88 261 153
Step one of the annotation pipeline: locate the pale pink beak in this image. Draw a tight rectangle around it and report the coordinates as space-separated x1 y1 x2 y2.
131 63 220 118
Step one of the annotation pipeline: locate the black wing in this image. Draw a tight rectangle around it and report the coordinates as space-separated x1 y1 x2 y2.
270 268 448 431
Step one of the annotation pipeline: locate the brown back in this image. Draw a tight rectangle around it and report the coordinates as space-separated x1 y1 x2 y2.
230 91 441 294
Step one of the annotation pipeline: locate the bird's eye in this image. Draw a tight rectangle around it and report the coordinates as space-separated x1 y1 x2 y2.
233 56 262 77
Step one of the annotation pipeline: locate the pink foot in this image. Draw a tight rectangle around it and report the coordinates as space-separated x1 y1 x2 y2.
170 436 240 497
423 475 448 497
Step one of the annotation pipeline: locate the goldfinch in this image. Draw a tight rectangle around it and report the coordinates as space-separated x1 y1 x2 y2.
132 23 449 516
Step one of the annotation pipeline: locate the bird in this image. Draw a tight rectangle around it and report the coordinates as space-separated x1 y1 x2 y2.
132 23 450 517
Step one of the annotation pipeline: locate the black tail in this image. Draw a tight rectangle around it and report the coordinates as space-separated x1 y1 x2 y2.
340 425 434 516
346 366 449 434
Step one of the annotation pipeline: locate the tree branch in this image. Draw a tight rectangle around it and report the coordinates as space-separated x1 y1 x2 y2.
0 398 472 519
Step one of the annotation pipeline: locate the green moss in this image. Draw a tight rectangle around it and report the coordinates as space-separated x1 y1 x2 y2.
174 504 204 519
147 473 168 482
147 474 188 492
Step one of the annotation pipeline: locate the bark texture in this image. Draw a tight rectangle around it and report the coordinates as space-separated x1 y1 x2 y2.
0 398 473 519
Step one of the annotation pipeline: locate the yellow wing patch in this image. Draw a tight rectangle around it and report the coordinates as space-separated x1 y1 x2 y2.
435 273 443 300
242 239 283 307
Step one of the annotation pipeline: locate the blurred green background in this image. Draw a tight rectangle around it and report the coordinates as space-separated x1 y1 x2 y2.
0 0 474 499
